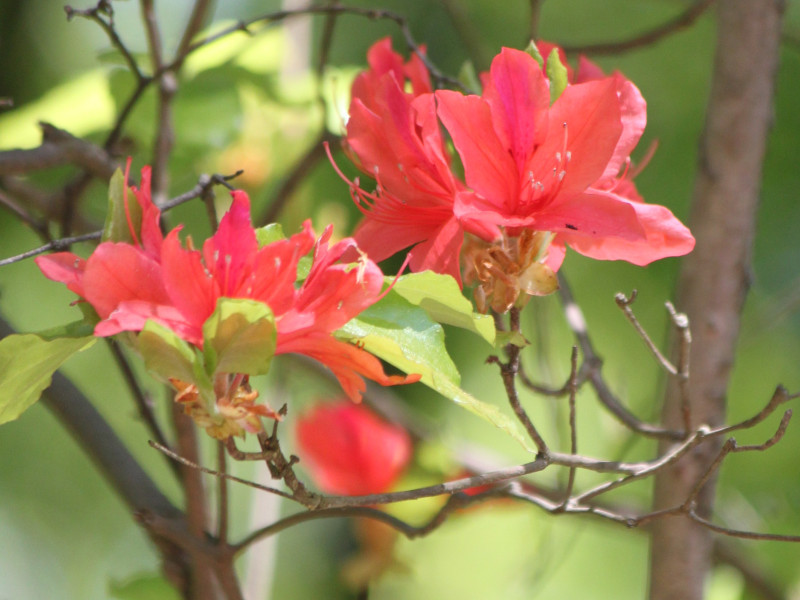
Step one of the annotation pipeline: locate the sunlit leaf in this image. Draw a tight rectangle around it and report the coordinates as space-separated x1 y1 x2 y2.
547 48 569 104
202 298 276 376
524 40 544 68
255 222 285 247
338 293 534 451
137 321 212 397
0 333 95 425
390 272 496 346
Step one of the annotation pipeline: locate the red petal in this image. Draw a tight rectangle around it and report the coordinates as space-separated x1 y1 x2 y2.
80 242 170 319
202 191 258 296
296 401 412 495
35 252 86 298
95 300 200 344
529 77 622 200
482 48 550 170
277 335 419 403
437 90 519 209
162 229 218 330
560 199 695 265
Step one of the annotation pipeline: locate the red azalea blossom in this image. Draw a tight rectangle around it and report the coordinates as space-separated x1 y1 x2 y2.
296 400 412 495
36 165 418 405
342 38 494 284
437 47 695 271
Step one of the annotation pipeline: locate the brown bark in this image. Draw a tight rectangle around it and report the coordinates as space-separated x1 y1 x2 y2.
648 1 785 599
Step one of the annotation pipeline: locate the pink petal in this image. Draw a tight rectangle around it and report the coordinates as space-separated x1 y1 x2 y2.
534 190 646 240
437 90 519 209
529 77 622 200
35 252 87 298
202 191 258 296
406 216 466 284
80 242 170 319
561 200 695 265
161 228 218 330
482 48 550 170
132 165 164 258
95 300 200 344
277 334 419 403
296 401 412 495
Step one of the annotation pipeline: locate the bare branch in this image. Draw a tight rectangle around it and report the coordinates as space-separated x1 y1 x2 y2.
0 123 119 178
561 0 716 56
558 273 682 439
616 290 679 376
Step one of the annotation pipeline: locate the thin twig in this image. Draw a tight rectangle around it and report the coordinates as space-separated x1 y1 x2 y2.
615 291 678 376
559 346 580 509
561 0 716 56
666 301 693 433
217 441 229 544
558 274 682 439
149 440 296 501
0 231 102 267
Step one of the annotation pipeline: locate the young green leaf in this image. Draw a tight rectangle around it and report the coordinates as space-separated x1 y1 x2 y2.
390 272 496 346
0 333 95 425
338 293 534 452
201 298 276 376
546 47 569 104
137 320 212 397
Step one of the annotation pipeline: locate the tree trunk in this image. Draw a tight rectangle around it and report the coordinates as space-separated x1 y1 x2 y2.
648 1 784 599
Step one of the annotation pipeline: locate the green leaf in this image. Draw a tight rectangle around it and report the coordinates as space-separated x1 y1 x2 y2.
137 321 211 395
546 48 569 104
202 298 276 376
524 40 544 68
255 222 285 247
390 272 496 346
0 333 96 425
338 293 534 452
34 319 96 340
102 168 140 244
338 291 460 386
109 573 181 600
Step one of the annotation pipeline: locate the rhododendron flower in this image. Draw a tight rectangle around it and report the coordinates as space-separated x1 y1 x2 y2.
341 38 494 284
296 400 412 495
437 47 695 272
36 166 418 415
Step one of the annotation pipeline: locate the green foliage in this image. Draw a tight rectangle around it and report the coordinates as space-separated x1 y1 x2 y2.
102 168 140 244
0 329 95 424
201 298 276 376
137 321 211 392
390 271 496 346
338 288 534 452
546 48 568 104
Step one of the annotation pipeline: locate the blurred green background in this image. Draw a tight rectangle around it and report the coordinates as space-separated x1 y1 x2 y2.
1 1 800 598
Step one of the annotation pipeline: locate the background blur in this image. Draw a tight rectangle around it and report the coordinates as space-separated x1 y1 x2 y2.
1 1 800 598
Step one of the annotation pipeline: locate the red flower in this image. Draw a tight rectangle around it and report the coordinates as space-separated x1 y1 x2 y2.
36 167 418 404
437 47 694 271
296 400 412 495
341 38 494 284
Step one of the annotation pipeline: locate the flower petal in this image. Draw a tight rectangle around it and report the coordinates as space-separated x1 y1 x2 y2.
278 335 418 403
80 242 170 319
561 199 695 265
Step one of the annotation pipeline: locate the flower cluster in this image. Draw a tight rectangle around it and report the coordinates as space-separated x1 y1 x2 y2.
36 165 418 438
341 39 695 312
